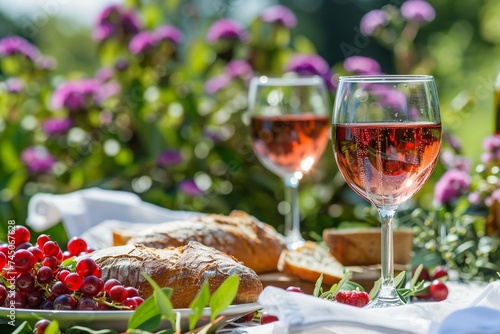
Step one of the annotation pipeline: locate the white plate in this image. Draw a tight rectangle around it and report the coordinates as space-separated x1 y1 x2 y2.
0 302 261 332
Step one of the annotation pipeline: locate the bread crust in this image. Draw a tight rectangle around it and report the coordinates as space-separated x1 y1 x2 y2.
88 242 263 308
125 211 285 274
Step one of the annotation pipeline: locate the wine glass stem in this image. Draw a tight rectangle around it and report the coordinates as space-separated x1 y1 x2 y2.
378 208 397 298
283 175 304 249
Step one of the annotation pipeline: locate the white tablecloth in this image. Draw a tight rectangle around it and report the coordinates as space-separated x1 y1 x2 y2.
234 281 500 334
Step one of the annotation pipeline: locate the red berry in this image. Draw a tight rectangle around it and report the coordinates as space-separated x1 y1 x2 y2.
34 319 51 334
109 285 128 302
335 290 370 307
13 226 30 247
125 287 140 298
57 269 70 282
76 258 98 277
37 234 51 249
432 266 448 280
286 286 304 293
80 275 102 297
62 251 72 261
132 296 144 306
104 278 122 294
27 246 44 263
0 244 9 257
412 265 430 282
42 256 59 272
0 252 6 269
67 237 88 256
64 273 83 291
123 297 138 309
13 249 35 273
429 280 448 301
43 241 60 257
235 311 255 323
0 285 7 305
36 266 54 284
260 312 279 325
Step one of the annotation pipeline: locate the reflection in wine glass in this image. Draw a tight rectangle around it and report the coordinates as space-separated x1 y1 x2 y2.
249 75 330 250
332 75 442 308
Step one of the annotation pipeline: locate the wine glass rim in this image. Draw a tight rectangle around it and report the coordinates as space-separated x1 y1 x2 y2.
339 75 434 83
250 75 325 86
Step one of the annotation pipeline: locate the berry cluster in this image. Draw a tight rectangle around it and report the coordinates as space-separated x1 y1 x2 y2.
0 226 143 311
413 265 449 301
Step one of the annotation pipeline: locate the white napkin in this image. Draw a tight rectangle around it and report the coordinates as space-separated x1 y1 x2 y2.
235 282 500 334
26 187 199 249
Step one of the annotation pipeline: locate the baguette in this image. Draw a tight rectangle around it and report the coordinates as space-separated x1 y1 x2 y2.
88 241 263 308
277 241 345 285
124 211 285 274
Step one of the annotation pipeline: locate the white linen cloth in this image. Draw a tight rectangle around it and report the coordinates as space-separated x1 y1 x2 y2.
234 281 500 334
26 187 199 249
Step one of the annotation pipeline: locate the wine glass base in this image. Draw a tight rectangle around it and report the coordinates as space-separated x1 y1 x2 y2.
285 232 305 250
364 296 406 309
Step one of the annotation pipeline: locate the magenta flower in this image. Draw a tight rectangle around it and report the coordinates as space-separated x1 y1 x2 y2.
95 67 114 82
360 10 388 36
205 74 232 94
285 54 334 90
93 5 141 42
260 5 297 28
433 169 471 206
481 134 500 163
21 146 56 174
51 79 101 113
440 149 471 173
155 25 183 44
343 56 381 75
0 36 39 60
5 78 24 94
179 179 202 196
400 0 435 23
128 31 156 54
42 118 73 136
486 189 500 207
227 60 253 79
206 19 247 44
157 150 182 167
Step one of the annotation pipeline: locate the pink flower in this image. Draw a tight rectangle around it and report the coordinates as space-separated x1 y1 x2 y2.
260 5 297 28
206 19 247 44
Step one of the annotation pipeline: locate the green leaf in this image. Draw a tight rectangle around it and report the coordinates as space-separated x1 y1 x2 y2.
11 321 32 334
394 271 406 289
313 273 324 297
189 281 210 331
45 320 61 334
66 326 117 334
369 278 382 300
209 275 240 322
410 264 424 288
127 290 168 331
142 274 176 329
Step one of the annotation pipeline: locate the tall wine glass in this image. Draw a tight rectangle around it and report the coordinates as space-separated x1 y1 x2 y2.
249 75 330 250
332 75 441 307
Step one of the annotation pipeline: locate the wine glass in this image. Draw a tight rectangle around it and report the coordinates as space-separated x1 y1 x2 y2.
332 75 441 308
248 75 330 250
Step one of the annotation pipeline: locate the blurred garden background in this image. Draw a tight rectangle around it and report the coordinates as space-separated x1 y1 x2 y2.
2 0 500 280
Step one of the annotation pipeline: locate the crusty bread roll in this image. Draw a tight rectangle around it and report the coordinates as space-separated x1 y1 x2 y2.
277 241 344 285
88 241 263 308
122 211 285 274
323 228 413 266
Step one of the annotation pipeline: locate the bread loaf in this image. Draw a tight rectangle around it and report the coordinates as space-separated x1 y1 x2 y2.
88 241 263 308
277 241 345 285
124 211 285 274
322 228 413 266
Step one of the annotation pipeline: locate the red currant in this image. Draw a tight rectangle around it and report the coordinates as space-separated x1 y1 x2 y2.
13 226 30 247
27 246 44 263
37 234 51 249
412 265 430 282
260 312 279 325
64 273 83 291
104 278 122 294
123 297 138 309
80 275 102 297
335 290 370 307
125 287 140 298
0 252 6 269
33 319 51 334
286 286 304 293
58 269 71 282
0 285 7 305
429 280 448 301
13 249 35 273
0 244 9 257
109 285 128 303
43 241 60 257
67 237 88 256
42 256 59 272
76 258 98 277
36 266 54 284
432 266 448 280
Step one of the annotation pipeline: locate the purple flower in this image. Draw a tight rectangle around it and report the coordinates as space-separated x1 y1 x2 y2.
157 150 182 167
21 146 56 174
227 60 253 79
343 56 381 75
42 118 73 136
481 134 500 163
444 133 462 154
0 36 39 60
486 189 500 207
155 25 183 44
360 10 388 36
260 5 297 28
95 67 114 82
179 179 202 196
440 149 471 172
5 78 24 94
93 5 142 42
369 85 407 110
206 19 247 44
204 73 232 94
51 79 101 113
400 0 435 23
128 31 156 54
433 169 471 206
285 54 334 90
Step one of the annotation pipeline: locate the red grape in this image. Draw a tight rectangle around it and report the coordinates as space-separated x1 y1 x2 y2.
16 272 35 293
123 297 138 309
0 285 7 305
0 252 6 269
42 256 59 272
51 281 70 297
39 300 54 310
432 266 448 280
104 278 122 294
53 294 77 310
260 312 279 325
36 266 54 284
34 319 51 334
132 296 144 306
80 275 102 297
7 291 26 308
109 285 128 302
76 297 97 310
125 287 140 298
27 246 44 263
0 244 8 257
26 290 43 308
286 286 304 293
